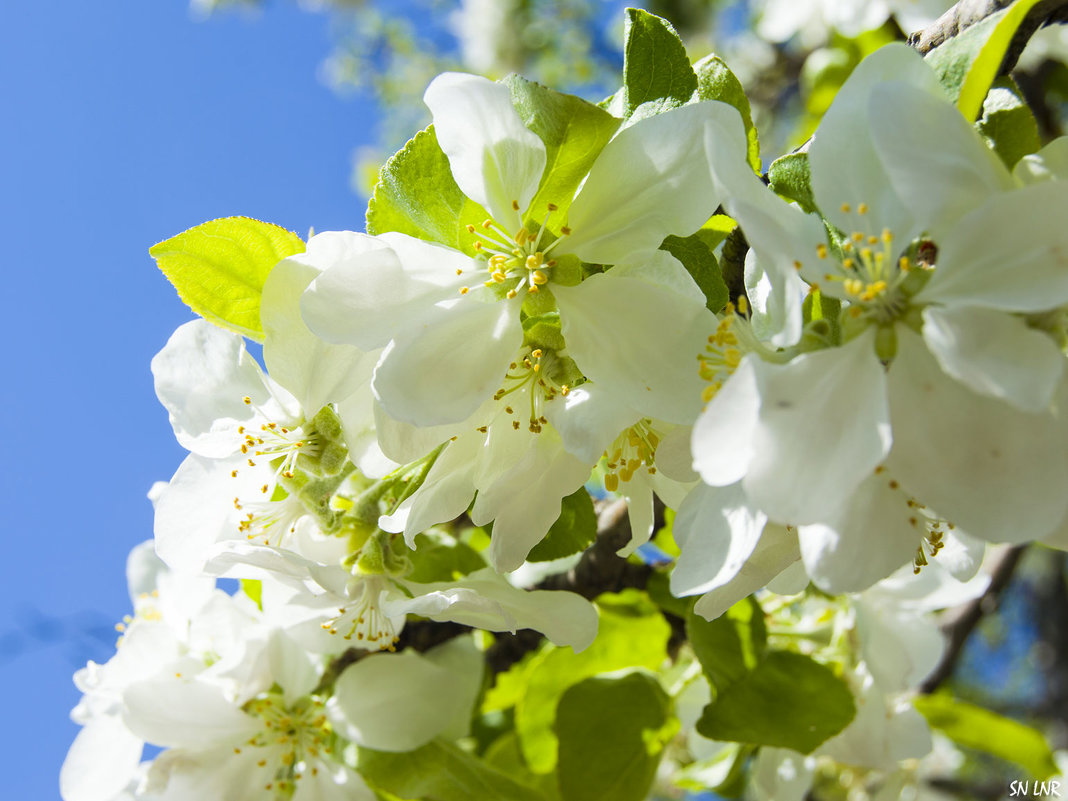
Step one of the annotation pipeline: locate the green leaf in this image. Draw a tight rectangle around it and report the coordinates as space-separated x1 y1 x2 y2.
695 651 855 753
365 125 487 251
149 216 304 341
692 54 761 172
686 597 767 693
645 570 693 619
957 0 1046 121
358 739 547 801
696 214 738 253
925 0 1044 119
505 76 621 232
622 9 697 117
914 694 1059 779
660 234 729 313
405 530 488 583
527 489 598 562
767 152 817 214
978 76 1042 169
554 672 674 801
515 590 671 773
240 579 263 611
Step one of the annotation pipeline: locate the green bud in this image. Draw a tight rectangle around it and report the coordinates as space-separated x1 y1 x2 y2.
318 440 349 477
798 318 833 353
311 404 344 444
521 284 558 318
550 253 583 286
898 266 932 297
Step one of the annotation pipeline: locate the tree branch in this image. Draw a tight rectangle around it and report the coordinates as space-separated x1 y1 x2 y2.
919 544 1026 694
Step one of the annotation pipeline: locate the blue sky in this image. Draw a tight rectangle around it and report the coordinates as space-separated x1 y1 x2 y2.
1 3 377 797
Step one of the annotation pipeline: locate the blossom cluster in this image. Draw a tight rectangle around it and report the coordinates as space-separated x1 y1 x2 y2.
62 14 1068 800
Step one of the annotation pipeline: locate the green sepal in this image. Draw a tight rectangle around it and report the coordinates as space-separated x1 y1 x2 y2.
365 125 488 252
522 312 567 353
694 650 855 753
554 672 675 801
914 693 1059 779
801 289 841 346
527 488 598 562
357 739 548 801
767 152 817 214
505 75 621 232
977 76 1042 169
692 54 761 172
621 8 697 117
149 216 305 341
660 233 729 313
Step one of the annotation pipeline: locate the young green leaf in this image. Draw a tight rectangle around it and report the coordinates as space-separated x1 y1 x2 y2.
358 739 547 801
527 488 598 562
686 597 767 693
622 9 697 117
695 651 856 753
514 590 671 773
767 152 817 214
505 76 621 232
914 694 1059 779
692 54 761 172
978 76 1042 168
149 216 304 341
554 672 674 801
365 125 487 251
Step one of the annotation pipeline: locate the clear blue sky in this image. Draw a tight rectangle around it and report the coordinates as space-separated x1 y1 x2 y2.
1 3 377 797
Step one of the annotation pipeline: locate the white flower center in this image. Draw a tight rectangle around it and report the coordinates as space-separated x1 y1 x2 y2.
320 576 398 650
698 298 757 402
239 691 334 796
603 419 661 492
488 347 570 434
458 201 570 299
871 465 957 574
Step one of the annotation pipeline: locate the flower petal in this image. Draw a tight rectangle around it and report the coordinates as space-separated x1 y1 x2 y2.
693 525 801 622
563 101 742 264
809 43 942 243
300 232 467 350
60 717 143 801
543 383 640 465
1013 136 1068 185
123 677 259 749
921 305 1064 412
869 81 1012 238
671 483 768 597
262 244 376 414
798 470 925 593
744 328 891 525
691 357 760 487
373 299 524 426
329 649 471 752
887 327 1068 542
555 252 711 424
424 72 546 226
915 179 1068 311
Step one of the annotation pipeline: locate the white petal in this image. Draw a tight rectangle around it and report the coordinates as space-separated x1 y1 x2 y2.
60 717 143 801
123 678 259 749
543 383 640 465
329 650 470 752
886 327 1068 542
292 762 376 801
1013 136 1068 185
404 568 598 651
372 400 462 465
151 320 278 458
809 43 942 242
424 72 546 226
555 252 710 424
564 101 742 264
916 180 1068 311
798 470 925 593
693 525 802 621
267 630 320 705
300 232 467 350
921 305 1064 412
262 247 376 414
620 475 656 556
472 430 592 571
869 81 1012 238
373 299 523 426
691 357 760 486
671 483 768 598
744 329 892 524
